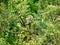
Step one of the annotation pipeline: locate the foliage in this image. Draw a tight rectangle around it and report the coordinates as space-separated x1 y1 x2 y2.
0 0 60 45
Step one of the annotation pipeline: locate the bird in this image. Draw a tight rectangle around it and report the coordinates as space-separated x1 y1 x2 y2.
26 15 33 25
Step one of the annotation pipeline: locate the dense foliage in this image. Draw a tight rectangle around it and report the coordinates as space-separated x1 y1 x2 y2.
0 0 60 45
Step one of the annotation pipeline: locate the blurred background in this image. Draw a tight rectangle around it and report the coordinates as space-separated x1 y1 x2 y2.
0 0 60 45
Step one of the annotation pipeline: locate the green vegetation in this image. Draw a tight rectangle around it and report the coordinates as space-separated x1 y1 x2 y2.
0 0 60 45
